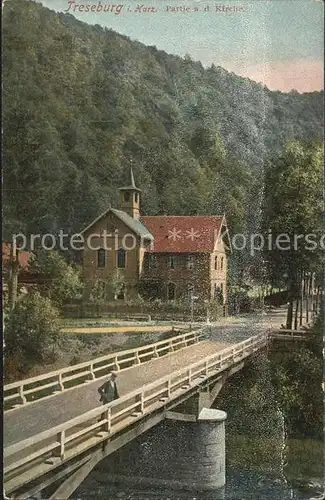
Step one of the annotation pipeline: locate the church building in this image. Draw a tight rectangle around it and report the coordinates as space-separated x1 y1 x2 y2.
81 169 231 304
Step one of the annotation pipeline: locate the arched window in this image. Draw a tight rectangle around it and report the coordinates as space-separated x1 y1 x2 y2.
116 284 125 301
214 283 224 305
117 248 126 268
187 283 194 300
167 282 176 301
97 248 106 268
219 282 224 305
220 257 224 271
124 192 130 202
135 193 139 203
215 256 218 270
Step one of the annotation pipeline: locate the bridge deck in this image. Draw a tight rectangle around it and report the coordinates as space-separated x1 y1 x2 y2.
4 340 229 447
4 308 288 450
5 308 297 496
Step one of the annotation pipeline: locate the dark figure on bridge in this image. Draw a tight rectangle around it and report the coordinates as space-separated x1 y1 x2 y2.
98 371 119 404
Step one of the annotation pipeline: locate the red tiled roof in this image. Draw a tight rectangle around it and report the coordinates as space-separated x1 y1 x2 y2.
140 216 225 253
2 243 34 271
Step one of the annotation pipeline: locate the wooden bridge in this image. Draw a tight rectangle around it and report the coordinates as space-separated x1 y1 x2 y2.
4 312 313 499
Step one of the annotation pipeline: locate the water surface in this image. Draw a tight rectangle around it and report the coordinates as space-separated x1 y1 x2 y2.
74 340 324 500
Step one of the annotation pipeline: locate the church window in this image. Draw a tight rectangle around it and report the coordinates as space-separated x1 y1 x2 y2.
187 283 194 300
167 282 176 301
97 248 106 268
117 248 126 268
116 284 125 301
167 255 176 269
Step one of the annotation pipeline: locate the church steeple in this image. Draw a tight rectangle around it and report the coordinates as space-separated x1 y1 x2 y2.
130 166 136 188
119 167 141 219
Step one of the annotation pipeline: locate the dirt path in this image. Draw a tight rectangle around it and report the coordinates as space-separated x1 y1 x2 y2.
61 325 185 334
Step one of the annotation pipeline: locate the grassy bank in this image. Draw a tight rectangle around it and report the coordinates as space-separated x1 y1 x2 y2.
4 329 175 383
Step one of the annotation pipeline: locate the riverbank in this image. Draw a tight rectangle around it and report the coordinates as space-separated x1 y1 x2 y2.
4 308 288 382
4 328 174 382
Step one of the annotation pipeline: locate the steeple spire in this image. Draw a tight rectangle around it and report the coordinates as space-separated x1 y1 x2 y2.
119 163 141 192
130 166 136 188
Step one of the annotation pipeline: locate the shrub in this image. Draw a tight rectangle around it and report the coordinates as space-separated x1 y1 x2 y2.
29 251 82 309
3 352 26 382
4 291 61 366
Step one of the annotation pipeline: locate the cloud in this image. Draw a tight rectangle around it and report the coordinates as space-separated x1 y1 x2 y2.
222 59 324 93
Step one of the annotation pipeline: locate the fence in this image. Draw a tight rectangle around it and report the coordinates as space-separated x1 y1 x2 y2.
4 328 205 411
63 302 224 321
4 331 269 494
270 329 311 341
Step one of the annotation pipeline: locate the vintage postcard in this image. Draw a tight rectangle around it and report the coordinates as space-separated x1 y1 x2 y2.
3 0 324 499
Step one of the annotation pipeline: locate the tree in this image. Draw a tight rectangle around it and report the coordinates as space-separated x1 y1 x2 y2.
3 0 322 243
263 141 323 328
208 132 252 235
29 251 82 308
109 269 125 299
90 270 125 301
90 280 106 302
270 312 323 440
4 291 60 367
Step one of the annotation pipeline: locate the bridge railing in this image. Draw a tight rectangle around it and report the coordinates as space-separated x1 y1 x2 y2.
270 329 311 340
4 328 205 411
4 331 269 489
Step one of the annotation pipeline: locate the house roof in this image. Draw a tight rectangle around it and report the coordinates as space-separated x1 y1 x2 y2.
80 208 154 240
140 216 227 253
2 243 34 271
111 209 153 240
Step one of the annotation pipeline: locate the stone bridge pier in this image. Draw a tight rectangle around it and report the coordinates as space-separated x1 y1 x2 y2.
90 408 227 494
78 364 246 495
92 408 227 499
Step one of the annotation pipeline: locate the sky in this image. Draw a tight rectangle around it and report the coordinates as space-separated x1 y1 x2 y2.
40 0 324 93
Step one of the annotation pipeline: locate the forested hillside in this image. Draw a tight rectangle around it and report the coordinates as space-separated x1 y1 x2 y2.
3 0 323 238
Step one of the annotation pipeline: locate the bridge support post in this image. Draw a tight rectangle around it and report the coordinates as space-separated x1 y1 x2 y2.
193 407 227 490
94 408 227 492
198 388 211 412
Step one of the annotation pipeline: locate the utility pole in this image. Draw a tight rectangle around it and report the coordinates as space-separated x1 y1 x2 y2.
206 303 210 324
311 272 316 321
8 244 19 311
190 294 198 330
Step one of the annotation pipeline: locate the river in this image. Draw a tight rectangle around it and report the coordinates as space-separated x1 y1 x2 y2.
73 336 324 500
